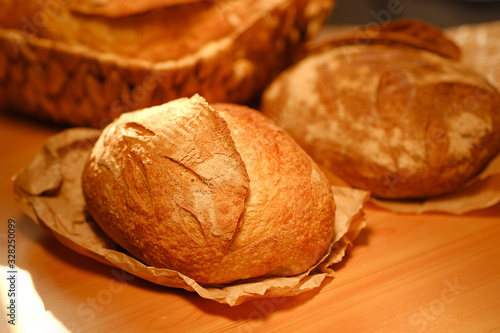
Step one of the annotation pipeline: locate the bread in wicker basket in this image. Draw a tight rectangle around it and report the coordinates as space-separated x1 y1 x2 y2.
0 0 335 127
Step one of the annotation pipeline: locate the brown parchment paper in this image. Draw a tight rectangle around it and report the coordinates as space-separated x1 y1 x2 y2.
12 128 369 306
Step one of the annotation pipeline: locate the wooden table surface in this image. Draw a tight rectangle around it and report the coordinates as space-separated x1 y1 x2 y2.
1 110 500 333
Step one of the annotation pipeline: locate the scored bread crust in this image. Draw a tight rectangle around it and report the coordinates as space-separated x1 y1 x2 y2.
82 95 336 284
261 44 500 199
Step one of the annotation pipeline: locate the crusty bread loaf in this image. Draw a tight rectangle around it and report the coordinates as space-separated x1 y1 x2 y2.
261 29 500 199
82 95 336 284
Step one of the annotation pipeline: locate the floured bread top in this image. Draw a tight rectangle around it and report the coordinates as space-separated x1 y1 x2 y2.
82 95 336 284
262 44 500 199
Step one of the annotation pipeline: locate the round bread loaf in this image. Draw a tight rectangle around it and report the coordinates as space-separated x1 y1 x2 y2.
82 95 336 284
261 44 500 199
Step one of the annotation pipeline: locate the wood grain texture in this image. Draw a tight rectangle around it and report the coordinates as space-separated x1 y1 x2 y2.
1 111 499 333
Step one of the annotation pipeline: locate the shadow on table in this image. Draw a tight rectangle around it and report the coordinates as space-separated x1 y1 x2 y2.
185 226 373 323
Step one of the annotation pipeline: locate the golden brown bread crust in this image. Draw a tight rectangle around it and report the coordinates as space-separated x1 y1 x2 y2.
261 44 500 199
82 95 336 284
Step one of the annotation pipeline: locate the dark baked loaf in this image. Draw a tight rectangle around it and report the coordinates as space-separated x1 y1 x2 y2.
82 95 336 284
261 23 500 199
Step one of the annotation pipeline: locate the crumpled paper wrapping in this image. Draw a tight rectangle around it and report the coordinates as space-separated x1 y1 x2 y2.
13 128 368 306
